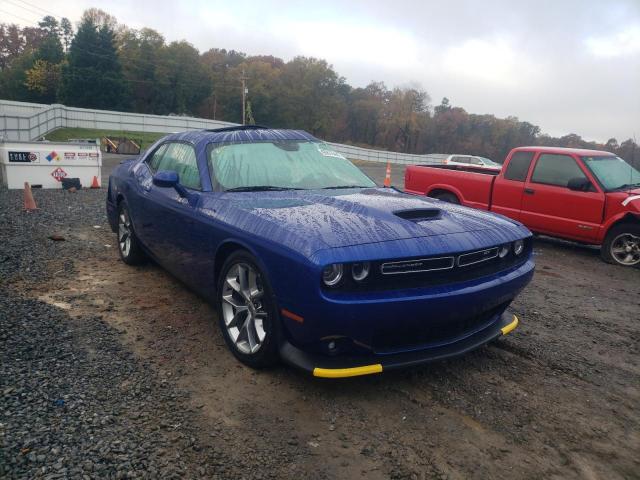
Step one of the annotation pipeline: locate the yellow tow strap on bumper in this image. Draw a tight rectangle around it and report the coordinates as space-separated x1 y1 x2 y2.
501 314 519 335
313 364 383 378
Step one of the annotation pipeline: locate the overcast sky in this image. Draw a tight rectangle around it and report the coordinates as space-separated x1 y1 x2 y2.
4 0 640 142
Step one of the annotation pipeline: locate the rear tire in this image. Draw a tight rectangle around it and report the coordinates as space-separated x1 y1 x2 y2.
216 251 280 368
117 201 146 265
431 192 460 204
601 223 640 267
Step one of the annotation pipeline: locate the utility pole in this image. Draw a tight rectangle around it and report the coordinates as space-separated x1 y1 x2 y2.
240 69 249 125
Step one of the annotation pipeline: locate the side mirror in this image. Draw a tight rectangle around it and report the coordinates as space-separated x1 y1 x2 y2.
153 170 190 198
153 170 179 188
567 177 592 192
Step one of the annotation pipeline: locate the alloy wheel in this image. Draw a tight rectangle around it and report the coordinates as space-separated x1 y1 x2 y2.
610 233 640 266
118 209 132 258
221 263 268 354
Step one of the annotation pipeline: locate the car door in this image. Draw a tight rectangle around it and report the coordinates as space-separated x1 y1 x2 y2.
520 153 605 242
143 142 208 279
491 150 536 221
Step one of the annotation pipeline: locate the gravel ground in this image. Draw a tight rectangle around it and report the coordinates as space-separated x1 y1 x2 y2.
0 190 237 479
1 180 639 479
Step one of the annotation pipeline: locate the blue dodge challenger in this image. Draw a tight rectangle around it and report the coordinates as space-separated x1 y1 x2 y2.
106 126 534 378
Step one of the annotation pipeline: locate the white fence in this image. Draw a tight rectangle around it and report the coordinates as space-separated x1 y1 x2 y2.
0 100 443 165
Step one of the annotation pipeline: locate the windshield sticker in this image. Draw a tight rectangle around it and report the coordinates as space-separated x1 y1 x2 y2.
317 147 346 159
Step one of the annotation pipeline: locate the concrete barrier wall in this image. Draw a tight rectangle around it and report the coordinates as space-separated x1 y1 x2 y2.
0 100 444 165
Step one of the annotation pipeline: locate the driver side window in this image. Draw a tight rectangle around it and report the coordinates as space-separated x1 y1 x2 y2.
531 154 587 187
156 142 202 190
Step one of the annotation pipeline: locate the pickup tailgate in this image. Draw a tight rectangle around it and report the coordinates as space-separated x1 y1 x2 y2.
405 165 497 210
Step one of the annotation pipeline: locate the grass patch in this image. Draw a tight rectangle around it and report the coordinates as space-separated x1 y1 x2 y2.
46 128 166 150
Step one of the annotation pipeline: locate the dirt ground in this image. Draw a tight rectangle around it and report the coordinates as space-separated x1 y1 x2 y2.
23 217 639 479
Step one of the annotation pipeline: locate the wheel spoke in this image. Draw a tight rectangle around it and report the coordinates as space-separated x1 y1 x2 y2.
222 293 247 311
225 272 242 294
227 309 248 329
246 318 258 352
238 264 250 297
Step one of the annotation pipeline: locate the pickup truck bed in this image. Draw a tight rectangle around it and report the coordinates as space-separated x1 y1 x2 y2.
405 165 499 210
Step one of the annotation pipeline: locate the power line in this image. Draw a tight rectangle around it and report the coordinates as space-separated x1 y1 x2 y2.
0 8 40 24
4 0 49 20
11 0 62 20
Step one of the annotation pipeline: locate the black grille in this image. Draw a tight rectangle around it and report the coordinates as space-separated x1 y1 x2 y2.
326 238 531 293
371 302 508 354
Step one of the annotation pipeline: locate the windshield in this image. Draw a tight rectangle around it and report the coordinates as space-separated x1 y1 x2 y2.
582 155 640 191
209 140 376 191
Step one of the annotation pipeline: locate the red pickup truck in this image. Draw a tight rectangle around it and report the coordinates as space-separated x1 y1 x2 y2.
405 146 640 267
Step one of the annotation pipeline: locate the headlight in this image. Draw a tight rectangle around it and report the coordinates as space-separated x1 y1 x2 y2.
513 239 525 256
322 264 344 286
351 262 370 281
498 244 510 258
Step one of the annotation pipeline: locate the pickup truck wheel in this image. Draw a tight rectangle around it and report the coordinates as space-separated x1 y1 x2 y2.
601 224 640 267
432 192 460 204
217 251 280 368
117 201 146 265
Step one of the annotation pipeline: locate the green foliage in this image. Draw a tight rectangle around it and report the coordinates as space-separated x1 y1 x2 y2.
58 17 129 110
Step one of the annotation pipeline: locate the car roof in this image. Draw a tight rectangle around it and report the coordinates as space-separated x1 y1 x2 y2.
162 126 319 145
514 146 615 156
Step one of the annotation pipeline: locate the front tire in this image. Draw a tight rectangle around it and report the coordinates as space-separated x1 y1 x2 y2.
601 223 640 267
117 201 146 265
216 251 280 368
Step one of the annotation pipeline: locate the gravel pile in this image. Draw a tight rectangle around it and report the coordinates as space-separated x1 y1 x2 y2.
0 188 233 479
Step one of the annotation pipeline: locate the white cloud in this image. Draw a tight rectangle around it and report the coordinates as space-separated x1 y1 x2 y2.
272 20 420 70
586 24 640 57
441 37 540 88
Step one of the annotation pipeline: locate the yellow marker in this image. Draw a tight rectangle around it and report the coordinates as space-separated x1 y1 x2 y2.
313 364 383 378
501 314 519 335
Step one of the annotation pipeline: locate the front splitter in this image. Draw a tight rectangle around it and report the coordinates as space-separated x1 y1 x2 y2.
279 312 519 378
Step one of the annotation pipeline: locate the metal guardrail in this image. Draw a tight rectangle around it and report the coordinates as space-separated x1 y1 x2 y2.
0 100 445 165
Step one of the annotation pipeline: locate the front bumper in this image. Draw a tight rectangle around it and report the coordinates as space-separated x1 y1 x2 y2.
280 311 519 378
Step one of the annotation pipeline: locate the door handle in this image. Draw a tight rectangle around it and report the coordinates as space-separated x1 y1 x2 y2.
524 188 535 195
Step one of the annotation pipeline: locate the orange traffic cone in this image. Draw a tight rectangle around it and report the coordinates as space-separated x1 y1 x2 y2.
383 162 392 187
24 182 37 211
90 175 100 189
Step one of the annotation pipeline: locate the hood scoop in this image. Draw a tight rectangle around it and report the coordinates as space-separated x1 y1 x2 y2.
393 208 441 223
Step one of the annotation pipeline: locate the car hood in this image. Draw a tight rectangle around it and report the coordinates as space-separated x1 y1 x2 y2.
201 187 528 257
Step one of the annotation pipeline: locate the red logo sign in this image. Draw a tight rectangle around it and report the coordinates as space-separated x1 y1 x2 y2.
51 167 68 182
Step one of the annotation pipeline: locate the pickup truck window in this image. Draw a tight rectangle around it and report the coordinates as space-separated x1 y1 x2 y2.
582 155 640 191
531 154 586 187
504 151 534 181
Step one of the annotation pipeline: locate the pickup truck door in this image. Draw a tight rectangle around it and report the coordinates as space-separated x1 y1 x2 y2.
490 150 536 221
519 153 605 242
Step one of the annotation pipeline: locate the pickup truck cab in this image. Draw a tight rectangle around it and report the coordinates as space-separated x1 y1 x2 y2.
405 146 640 266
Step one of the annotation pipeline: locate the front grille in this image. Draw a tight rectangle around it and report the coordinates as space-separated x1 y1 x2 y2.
371 302 508 354
327 238 531 293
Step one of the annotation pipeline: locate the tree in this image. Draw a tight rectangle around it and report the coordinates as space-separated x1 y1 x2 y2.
154 41 210 115
59 14 130 110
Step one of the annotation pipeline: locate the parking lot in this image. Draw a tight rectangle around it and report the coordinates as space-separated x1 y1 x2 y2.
1 155 639 479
